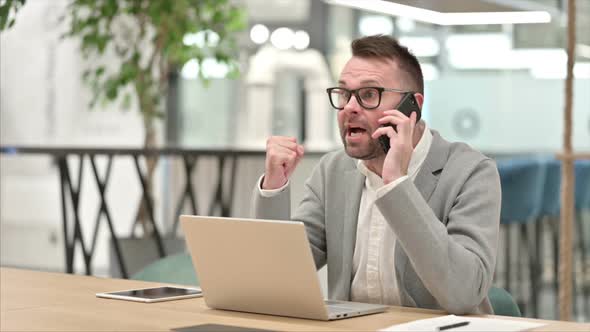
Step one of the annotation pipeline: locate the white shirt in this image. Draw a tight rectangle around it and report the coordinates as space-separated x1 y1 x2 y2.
350 126 432 305
258 126 433 305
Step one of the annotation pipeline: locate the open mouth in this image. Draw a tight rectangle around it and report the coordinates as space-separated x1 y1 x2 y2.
347 126 368 137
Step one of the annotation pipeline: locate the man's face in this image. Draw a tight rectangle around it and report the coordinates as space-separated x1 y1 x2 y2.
337 56 406 160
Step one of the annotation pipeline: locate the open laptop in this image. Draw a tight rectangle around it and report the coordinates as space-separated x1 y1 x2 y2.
180 215 389 321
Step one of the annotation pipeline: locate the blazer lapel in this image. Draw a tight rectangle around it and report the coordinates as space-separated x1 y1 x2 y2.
414 130 449 202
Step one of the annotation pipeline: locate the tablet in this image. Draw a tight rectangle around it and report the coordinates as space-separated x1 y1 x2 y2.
96 286 202 303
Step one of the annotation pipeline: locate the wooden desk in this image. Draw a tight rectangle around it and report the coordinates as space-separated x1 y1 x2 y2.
1 268 587 331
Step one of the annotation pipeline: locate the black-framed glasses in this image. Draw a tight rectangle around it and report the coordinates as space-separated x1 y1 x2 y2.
326 87 411 110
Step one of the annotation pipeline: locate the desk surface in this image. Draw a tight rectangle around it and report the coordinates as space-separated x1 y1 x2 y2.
1 268 587 331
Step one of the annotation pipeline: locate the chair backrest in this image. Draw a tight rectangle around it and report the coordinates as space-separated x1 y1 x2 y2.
575 160 590 211
488 286 521 317
131 252 199 286
540 157 561 217
497 157 546 224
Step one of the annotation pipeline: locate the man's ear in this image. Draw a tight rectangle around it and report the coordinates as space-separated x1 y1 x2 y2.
414 93 425 109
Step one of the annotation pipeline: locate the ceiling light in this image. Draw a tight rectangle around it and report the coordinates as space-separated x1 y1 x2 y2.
450 48 567 70
574 63 590 79
359 15 394 36
446 33 512 53
270 27 294 50
183 30 220 48
200 58 230 79
250 24 269 45
440 11 551 25
181 58 231 79
324 0 551 25
399 37 440 57
293 30 310 50
396 17 415 32
181 59 200 79
531 62 590 79
577 44 590 59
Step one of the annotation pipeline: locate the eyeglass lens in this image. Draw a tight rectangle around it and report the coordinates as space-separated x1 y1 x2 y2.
329 87 381 109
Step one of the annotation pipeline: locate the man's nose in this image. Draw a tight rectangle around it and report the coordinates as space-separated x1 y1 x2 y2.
342 94 362 114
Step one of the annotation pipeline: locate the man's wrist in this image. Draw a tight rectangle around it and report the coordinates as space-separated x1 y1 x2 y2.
261 175 287 190
383 171 405 185
377 175 409 198
258 174 289 197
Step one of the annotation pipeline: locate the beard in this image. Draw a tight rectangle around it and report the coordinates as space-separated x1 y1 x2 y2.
340 132 383 160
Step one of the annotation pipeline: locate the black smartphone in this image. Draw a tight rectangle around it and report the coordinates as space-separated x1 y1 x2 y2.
378 93 422 153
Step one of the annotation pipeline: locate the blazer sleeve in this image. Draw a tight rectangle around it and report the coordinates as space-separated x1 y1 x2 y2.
375 158 501 314
251 165 328 269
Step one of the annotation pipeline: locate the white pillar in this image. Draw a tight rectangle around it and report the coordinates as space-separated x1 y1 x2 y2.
240 46 338 150
241 84 274 148
304 80 336 151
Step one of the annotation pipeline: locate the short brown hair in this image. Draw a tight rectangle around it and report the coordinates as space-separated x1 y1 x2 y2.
351 35 424 94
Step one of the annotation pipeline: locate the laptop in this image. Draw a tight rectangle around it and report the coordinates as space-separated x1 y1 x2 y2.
180 215 389 321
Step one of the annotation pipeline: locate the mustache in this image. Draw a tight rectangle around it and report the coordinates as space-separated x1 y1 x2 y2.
340 124 376 135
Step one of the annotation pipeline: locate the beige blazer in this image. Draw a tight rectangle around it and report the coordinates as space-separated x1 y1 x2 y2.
252 130 501 314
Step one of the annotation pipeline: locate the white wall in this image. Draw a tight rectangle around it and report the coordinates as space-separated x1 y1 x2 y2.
425 73 590 154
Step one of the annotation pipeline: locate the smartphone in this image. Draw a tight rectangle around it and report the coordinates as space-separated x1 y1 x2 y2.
378 93 422 153
96 286 202 303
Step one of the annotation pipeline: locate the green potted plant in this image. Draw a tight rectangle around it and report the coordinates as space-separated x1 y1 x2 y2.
0 0 26 30
61 0 245 275
63 0 244 227
2 0 245 276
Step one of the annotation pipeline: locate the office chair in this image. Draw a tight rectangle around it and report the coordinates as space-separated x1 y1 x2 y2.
536 158 590 319
574 160 590 314
496 157 546 317
489 286 522 317
537 157 562 318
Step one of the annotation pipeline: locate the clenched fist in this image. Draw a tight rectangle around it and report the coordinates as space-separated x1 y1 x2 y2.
262 136 305 190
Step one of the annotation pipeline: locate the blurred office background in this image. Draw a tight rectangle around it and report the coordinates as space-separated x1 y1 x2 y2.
1 0 589 321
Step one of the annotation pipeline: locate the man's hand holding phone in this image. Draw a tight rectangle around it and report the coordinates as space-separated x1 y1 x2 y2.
262 136 305 190
371 93 421 184
372 111 417 184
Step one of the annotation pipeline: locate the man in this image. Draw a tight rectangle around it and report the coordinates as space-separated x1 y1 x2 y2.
251 35 501 314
